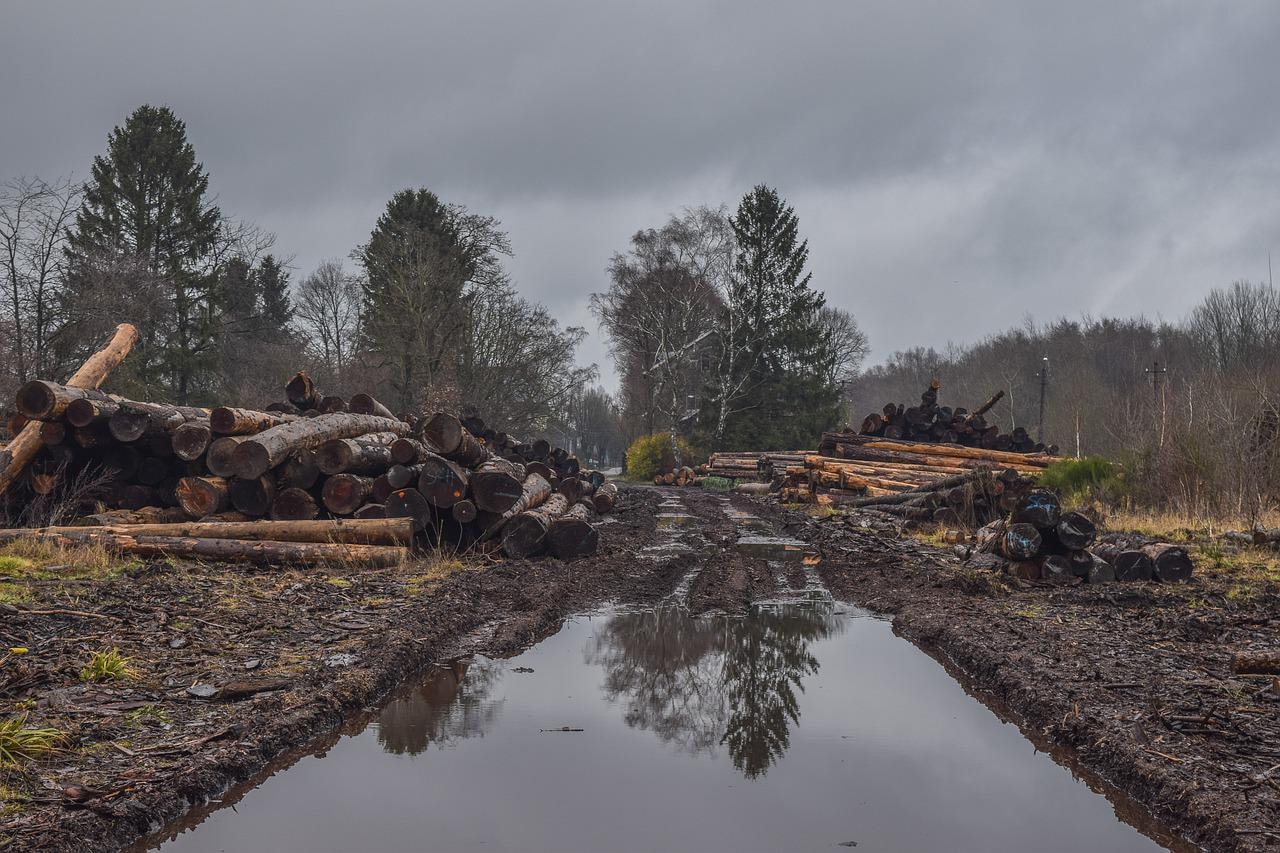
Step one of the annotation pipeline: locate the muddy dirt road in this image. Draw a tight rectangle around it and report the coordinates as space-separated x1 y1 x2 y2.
3 485 1277 850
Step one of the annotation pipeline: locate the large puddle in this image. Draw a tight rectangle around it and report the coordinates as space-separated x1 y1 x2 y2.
141 603 1183 852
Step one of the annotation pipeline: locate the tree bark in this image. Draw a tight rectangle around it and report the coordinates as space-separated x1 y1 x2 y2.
501 493 570 558
421 412 488 467
591 481 618 513
0 323 138 497
350 393 396 419
316 432 398 475
546 502 599 560
8 517 413 546
72 506 192 526
209 407 300 435
232 413 407 479
1231 651 1280 675
15 380 118 421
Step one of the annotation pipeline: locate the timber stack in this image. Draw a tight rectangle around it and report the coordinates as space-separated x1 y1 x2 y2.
0 362 614 567
965 488 1194 584
654 466 700 487
847 380 1059 454
701 451 810 482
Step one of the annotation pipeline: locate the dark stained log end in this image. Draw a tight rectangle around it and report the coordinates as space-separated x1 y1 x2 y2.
546 517 598 560
270 487 319 521
451 500 478 524
501 514 548 559
172 422 213 461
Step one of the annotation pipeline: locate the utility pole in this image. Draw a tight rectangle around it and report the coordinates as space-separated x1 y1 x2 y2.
1037 357 1049 443
1144 361 1168 447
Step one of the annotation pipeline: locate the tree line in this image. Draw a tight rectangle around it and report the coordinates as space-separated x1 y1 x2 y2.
592 190 867 458
1 104 617 460
850 281 1280 518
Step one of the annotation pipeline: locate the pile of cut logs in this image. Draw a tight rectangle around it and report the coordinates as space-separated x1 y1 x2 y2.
654 466 699 487
851 380 1058 454
701 451 809 482
0 325 614 567
969 488 1193 583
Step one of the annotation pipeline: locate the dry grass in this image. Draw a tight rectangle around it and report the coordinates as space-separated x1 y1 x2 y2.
0 538 139 606
403 552 478 596
1100 507 1280 542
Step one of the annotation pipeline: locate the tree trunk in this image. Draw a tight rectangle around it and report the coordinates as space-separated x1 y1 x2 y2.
270 487 319 521
0 323 138 497
471 458 528 513
15 380 118 421
229 475 276 517
316 432 398 475
387 463 424 490
232 413 407 479
172 420 213 461
322 474 374 516
205 436 248 478
591 481 618 513
451 500 478 523
1056 512 1097 550
65 397 120 427
176 476 230 518
501 493 570 558
209 407 300 435
277 448 321 490
1231 651 1280 675
350 393 396 419
1142 543 1194 582
390 437 437 465
285 371 320 410
421 412 488 467
546 502 599 560
355 503 386 519
1040 554 1075 584
110 402 211 443
0 528 407 568
9 517 413 546
72 506 192 526
385 487 435 531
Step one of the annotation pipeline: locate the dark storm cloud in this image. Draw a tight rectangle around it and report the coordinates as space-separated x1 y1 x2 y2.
4 1 1279 384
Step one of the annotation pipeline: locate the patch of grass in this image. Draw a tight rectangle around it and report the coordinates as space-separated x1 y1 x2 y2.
0 556 34 575
79 648 135 682
0 540 138 581
0 715 63 767
325 577 353 589
1015 604 1045 620
123 705 171 728
0 582 30 605
1037 456 1122 503
403 554 476 596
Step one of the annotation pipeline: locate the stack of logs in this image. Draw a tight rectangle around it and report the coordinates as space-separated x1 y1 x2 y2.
701 451 809 482
780 433 1055 522
0 361 615 566
653 466 699 487
971 488 1193 583
851 381 1058 454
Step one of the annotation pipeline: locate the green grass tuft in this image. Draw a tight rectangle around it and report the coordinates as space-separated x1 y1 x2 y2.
79 648 135 682
0 716 63 767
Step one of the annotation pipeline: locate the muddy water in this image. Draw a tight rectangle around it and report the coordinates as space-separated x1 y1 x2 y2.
143 601 1181 853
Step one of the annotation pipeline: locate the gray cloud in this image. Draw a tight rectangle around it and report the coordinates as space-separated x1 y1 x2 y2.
4 1 1278 387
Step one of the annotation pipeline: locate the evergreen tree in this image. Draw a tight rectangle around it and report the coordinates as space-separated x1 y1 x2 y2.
721 185 839 449
256 254 294 330
65 105 223 402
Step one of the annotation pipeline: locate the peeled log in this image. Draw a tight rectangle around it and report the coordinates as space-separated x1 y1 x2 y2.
176 476 230 518
172 421 213 461
209 407 299 435
229 476 276 517
421 413 488 467
1231 651 1280 675
316 432 398 475
414 450 471 504
501 493 570 558
0 323 138 498
271 487 319 521
471 458 527 514
206 436 248 478
322 474 374 516
72 507 191 527
546 502 599 560
1142 543 1194 582
1056 511 1097 550
232 413 407 479
0 528 407 568
591 481 618 514
350 393 396 419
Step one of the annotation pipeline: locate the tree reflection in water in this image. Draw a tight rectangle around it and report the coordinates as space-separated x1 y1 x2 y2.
376 658 505 756
586 604 842 778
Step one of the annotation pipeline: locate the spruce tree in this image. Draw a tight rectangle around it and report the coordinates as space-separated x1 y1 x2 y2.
723 185 839 449
66 105 222 402
256 254 294 330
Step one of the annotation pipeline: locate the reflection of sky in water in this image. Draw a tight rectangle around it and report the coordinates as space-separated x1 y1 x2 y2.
151 607 1170 853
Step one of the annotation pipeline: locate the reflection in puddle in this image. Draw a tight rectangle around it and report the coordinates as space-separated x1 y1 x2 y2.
144 603 1183 853
587 605 840 778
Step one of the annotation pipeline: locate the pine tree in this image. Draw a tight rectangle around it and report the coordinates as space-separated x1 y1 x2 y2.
65 105 223 402
256 254 294 330
722 185 839 449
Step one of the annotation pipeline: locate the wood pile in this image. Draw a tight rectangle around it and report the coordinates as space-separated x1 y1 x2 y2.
701 451 810 482
849 380 1059 454
653 466 700 487
967 489 1194 583
0 340 614 567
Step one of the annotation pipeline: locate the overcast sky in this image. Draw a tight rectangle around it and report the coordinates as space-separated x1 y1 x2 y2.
4 1 1278 390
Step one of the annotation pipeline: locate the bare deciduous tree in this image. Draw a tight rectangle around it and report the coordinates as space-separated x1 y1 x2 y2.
295 259 364 386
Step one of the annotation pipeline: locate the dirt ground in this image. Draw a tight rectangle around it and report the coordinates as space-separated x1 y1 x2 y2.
1 485 1277 851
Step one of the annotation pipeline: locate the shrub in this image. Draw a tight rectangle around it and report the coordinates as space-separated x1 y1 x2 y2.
625 432 694 482
1038 456 1123 502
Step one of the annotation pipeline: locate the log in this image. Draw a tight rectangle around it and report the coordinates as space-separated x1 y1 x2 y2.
497 473 552 521
316 432 398 475
1087 556 1115 584
65 397 120 427
205 436 248 478
1011 489 1061 530
0 528 407 568
229 475 276 517
1040 554 1076 584
232 413 407 479
319 395 347 413
421 412 488 467
1099 547 1154 582
471 457 527 514
546 502 599 560
355 503 386 519
270 487 319 521
285 371 320 410
322 474 374 516
14 380 117 421
386 463 424 490
209 407 299 435
350 393 396 419
7 517 413 546
591 481 618 514
71 506 192 526
385 487 435 531
1056 511 1097 550
1000 523 1042 561
1231 651 1280 675
172 420 213 461
501 493 570 558
277 448 321 490
964 390 1005 424
0 323 138 497
829 435 1055 468
390 437 436 465
175 476 230 518
1142 543 1194 582
451 500 478 524
371 473 394 504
